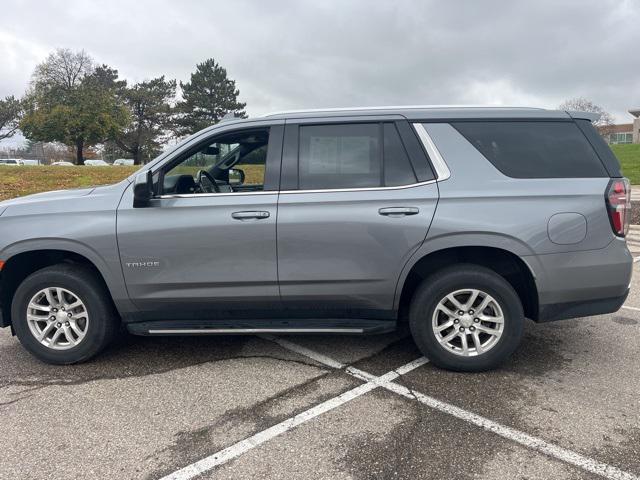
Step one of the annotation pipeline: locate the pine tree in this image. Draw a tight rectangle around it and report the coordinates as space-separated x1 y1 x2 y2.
116 76 176 165
0 95 22 141
174 58 246 136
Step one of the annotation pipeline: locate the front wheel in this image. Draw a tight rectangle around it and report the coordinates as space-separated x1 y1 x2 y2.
11 264 119 364
409 264 524 372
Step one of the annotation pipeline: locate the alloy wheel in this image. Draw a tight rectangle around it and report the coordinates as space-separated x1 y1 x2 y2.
26 287 89 350
431 288 504 357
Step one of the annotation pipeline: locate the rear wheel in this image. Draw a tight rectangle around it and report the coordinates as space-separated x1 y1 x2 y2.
11 264 119 364
409 264 524 372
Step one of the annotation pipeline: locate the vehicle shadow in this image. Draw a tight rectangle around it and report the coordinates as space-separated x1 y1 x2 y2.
0 316 604 388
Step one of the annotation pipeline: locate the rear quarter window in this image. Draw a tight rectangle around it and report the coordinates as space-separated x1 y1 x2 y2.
451 121 608 178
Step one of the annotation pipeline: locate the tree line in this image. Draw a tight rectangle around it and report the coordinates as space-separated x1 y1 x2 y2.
0 49 246 165
1 50 619 165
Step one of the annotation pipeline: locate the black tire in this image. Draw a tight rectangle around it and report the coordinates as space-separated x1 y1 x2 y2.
11 264 119 365
409 264 524 372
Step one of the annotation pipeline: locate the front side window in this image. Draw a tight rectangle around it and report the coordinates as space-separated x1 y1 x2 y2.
162 128 269 194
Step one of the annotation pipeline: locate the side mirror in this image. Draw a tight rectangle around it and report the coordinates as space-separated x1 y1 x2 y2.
204 145 220 156
133 170 153 208
228 168 245 185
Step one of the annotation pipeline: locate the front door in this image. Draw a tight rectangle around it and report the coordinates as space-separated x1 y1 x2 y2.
276 119 439 318
117 124 284 320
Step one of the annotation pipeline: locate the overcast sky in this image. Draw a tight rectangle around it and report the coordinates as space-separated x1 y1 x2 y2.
1 0 639 147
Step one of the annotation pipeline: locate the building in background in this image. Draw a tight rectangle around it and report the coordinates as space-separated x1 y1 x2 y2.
603 109 640 144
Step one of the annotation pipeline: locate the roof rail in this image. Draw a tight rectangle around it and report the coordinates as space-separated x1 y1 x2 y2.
262 105 546 117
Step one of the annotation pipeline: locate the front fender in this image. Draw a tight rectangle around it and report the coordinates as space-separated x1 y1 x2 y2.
1 238 135 317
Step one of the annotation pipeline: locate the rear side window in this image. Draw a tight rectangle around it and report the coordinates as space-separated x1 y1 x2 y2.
384 123 418 186
299 123 380 189
451 121 608 178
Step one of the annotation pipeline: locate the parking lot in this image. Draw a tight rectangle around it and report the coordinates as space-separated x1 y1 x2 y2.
1 258 639 480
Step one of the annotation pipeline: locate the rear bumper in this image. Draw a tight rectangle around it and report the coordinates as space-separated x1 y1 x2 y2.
524 238 633 322
537 289 629 322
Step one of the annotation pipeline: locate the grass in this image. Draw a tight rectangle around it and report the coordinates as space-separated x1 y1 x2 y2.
612 144 640 184
169 164 265 185
0 164 266 202
0 166 138 201
0 145 638 202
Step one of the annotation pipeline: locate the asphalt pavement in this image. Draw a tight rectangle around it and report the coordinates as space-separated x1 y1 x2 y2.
1 261 639 480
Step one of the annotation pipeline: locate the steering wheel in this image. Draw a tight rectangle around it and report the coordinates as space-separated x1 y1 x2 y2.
196 169 220 193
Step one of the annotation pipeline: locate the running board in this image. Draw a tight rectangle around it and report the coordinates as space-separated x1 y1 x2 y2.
126 318 396 336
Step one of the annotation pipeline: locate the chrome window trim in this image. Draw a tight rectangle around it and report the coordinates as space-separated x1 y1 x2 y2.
155 179 438 199
412 123 451 181
279 180 436 195
155 122 443 200
156 190 276 199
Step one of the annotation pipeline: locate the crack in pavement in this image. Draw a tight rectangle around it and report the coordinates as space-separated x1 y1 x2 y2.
144 370 352 480
259 336 640 480
0 353 331 412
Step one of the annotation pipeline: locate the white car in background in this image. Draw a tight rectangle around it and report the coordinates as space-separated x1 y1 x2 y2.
84 159 110 166
0 159 24 166
113 158 134 166
21 160 41 166
50 161 75 166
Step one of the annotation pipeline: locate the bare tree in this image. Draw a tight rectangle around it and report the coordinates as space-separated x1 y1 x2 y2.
32 48 94 92
558 98 615 131
0 95 22 141
22 50 128 165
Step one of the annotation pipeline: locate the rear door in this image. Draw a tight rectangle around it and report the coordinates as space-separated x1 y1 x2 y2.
276 116 439 317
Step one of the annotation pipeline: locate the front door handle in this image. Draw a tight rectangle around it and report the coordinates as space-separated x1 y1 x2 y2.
378 207 419 217
231 211 270 220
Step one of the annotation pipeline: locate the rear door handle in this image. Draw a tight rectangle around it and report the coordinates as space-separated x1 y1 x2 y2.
231 211 270 220
378 207 419 217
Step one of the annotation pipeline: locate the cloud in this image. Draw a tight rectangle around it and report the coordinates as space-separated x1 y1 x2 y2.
0 0 638 122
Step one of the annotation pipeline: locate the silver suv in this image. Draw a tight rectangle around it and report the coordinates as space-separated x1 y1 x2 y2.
0 106 632 371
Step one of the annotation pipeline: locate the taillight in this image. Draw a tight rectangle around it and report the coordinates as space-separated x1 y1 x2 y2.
605 178 631 237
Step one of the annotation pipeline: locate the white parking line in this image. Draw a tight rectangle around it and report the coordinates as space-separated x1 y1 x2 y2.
267 338 640 480
381 381 638 480
159 356 428 480
260 334 346 369
160 382 378 480
622 305 640 312
161 333 638 480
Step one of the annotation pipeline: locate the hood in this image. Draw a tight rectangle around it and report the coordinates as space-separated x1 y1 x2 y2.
0 180 131 218
0 187 96 209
